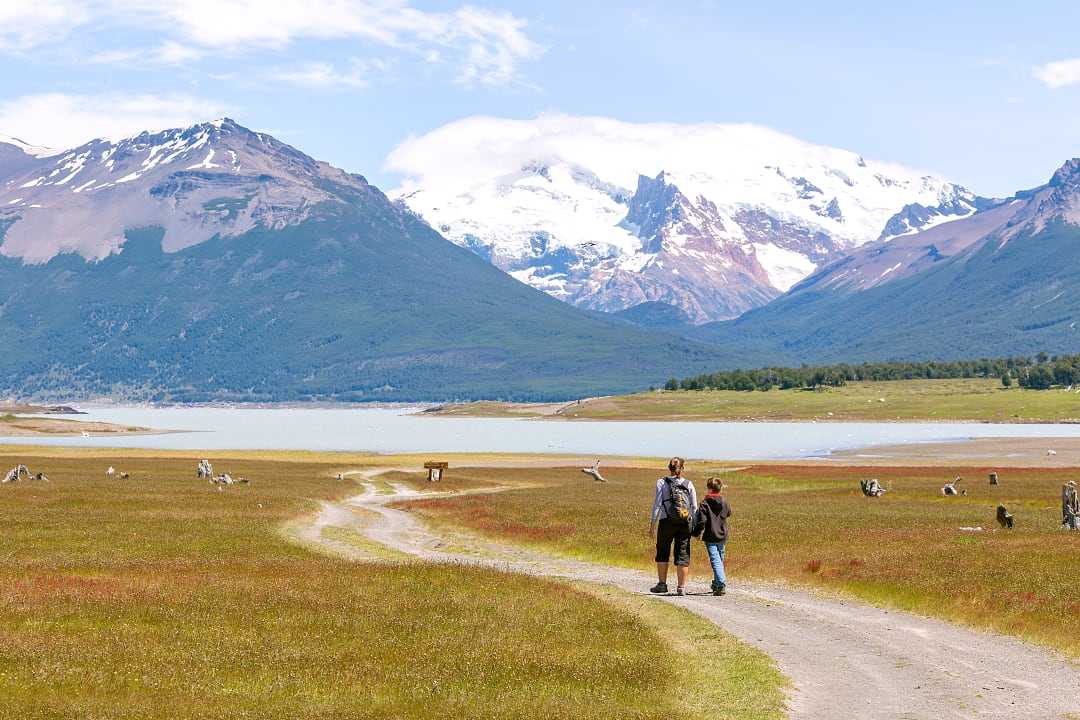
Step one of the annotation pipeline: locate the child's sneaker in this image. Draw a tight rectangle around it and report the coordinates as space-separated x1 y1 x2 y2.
649 582 668 594
713 583 726 596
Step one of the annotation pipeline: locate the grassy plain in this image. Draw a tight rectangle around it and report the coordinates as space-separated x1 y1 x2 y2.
431 378 1080 423
0 450 783 719
405 462 1080 656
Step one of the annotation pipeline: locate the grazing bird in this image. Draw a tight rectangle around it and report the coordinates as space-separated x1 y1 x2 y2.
996 504 1014 530
119 472 130 479
33 472 48 482
336 473 345 481
1048 449 1058 456
581 459 606 483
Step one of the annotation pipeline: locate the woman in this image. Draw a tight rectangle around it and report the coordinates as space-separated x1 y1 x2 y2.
649 456 697 595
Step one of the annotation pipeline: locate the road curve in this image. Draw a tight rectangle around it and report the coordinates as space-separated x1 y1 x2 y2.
299 469 1080 720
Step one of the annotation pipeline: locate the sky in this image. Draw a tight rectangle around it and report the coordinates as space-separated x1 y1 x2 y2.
1 0 1079 197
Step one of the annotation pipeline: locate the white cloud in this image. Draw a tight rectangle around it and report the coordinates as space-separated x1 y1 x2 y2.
449 6 538 85
0 0 89 50
274 59 387 89
1033 58 1080 89
89 41 205 66
0 93 230 150
155 40 205 64
3 0 542 86
384 113 941 198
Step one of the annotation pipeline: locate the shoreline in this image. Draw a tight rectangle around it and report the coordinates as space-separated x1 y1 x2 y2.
3 435 1080 468
423 408 1080 425
0 414 164 438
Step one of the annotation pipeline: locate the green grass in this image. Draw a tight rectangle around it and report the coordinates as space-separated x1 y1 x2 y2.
553 378 1080 422
0 452 783 719
406 463 1080 657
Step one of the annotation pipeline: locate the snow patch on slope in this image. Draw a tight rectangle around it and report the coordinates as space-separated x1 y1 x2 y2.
388 115 977 321
0 134 59 158
388 115 967 249
753 243 817 291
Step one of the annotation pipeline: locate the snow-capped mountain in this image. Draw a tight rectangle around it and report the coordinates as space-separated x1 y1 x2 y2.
0 119 370 263
0 119 718 401
694 158 1080 364
790 158 1080 295
389 115 986 322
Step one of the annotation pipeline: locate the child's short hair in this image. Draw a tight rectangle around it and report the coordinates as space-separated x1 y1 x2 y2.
707 477 725 492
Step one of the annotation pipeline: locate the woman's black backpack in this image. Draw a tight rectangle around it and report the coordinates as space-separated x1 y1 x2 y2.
664 477 694 532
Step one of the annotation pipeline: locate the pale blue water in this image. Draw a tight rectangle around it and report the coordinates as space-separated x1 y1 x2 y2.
4 406 1080 459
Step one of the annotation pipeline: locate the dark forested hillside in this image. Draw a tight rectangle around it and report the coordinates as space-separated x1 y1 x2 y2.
665 354 1079 391
0 205 721 402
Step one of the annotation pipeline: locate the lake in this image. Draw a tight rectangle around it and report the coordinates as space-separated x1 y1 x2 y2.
4 406 1080 458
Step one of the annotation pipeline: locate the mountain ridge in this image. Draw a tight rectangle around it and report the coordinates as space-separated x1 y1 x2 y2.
390 115 988 323
0 119 723 401
690 158 1080 365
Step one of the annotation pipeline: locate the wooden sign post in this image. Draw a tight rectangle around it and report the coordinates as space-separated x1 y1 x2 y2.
424 461 449 482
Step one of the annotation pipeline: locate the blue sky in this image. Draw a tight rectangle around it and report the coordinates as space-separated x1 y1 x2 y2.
2 0 1079 196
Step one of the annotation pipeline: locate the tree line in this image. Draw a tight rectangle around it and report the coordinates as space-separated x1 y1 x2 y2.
663 353 1080 392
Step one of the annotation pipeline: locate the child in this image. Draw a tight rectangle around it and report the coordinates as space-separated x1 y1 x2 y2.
694 477 732 596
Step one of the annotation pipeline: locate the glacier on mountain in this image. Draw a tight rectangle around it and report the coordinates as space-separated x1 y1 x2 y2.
388 114 983 322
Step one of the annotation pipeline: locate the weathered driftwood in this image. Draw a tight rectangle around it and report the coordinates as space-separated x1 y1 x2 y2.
3 465 31 484
860 478 886 497
942 477 966 496
581 459 606 483
3 466 45 484
1062 481 1080 530
210 473 249 486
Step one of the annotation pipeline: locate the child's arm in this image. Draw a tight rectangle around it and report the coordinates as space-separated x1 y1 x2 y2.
691 501 708 537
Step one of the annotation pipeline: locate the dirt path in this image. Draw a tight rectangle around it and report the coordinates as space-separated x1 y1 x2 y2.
301 468 1080 720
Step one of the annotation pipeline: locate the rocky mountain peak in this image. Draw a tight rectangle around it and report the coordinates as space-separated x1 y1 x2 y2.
393 119 987 324
1049 158 1080 189
622 172 691 249
0 119 369 263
